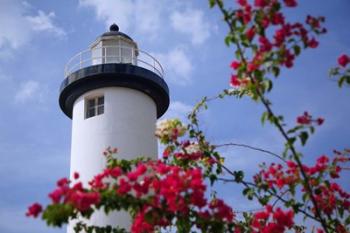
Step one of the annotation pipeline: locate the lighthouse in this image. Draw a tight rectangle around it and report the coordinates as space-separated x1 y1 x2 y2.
59 24 169 231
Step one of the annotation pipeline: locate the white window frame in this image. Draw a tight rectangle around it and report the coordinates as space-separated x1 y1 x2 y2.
85 95 104 119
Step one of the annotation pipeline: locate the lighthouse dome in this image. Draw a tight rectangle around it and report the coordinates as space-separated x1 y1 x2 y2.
99 23 134 41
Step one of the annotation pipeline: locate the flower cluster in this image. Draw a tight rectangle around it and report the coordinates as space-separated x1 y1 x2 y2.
257 162 299 189
255 151 350 223
48 176 101 212
200 199 235 222
28 151 235 232
296 111 324 126
250 205 294 233
155 119 186 144
229 0 326 93
330 54 350 87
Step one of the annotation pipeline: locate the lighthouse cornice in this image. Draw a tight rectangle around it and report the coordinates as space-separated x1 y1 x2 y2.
59 63 169 119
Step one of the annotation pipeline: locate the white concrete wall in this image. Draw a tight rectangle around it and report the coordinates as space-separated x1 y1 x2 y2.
67 87 158 232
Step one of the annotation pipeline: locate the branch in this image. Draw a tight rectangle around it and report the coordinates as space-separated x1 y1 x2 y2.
213 1 330 232
214 142 286 163
217 169 321 223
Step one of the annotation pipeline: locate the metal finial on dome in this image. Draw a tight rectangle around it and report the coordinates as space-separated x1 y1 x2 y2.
109 23 119 32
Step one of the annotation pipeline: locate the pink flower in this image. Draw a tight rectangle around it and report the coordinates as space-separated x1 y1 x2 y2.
297 112 311 125
49 188 63 203
246 27 256 41
259 36 272 52
73 172 79 180
230 75 241 87
316 117 324 125
110 167 122 178
338 54 350 67
272 13 285 25
69 191 100 212
57 177 69 187
26 203 42 218
308 38 319 48
284 0 297 7
237 0 248 6
254 0 268 7
230 61 240 70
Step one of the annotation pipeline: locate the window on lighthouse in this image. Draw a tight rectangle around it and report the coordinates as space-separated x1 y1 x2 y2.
85 96 104 119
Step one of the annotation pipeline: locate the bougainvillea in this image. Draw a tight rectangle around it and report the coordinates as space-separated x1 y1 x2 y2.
27 1 349 233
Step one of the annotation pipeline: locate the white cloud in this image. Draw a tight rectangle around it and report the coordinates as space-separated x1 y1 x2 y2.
79 0 162 38
79 0 212 44
170 9 211 45
0 0 65 52
154 47 193 85
26 10 66 37
80 0 133 30
14 80 44 104
161 101 193 122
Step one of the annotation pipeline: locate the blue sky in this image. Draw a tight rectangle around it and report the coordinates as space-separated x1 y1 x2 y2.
0 0 349 232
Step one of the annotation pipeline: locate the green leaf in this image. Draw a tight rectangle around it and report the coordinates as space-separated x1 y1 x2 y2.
339 75 350 87
272 66 280 77
345 215 350 225
208 0 216 8
242 187 254 200
233 170 244 182
299 131 309 146
293 45 301 56
339 76 346 87
261 112 268 125
259 195 270 205
209 174 217 185
287 137 296 145
329 67 340 76
265 79 273 92
287 125 303 134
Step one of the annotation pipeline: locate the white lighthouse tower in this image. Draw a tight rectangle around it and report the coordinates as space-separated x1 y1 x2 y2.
59 24 169 232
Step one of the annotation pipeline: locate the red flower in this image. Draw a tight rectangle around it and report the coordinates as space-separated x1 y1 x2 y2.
283 0 297 7
230 75 241 87
272 13 285 25
306 15 321 28
110 167 122 178
308 38 319 48
338 54 350 67
118 178 132 194
73 172 79 180
26 203 42 218
254 0 268 7
246 26 256 41
273 208 294 228
49 188 63 203
316 117 324 125
230 61 240 70
237 0 248 6
297 112 311 124
57 177 69 187
68 191 101 212
259 36 272 52
248 62 259 72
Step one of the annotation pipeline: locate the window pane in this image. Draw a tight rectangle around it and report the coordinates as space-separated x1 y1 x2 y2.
97 105 104 115
98 96 104 105
86 95 104 119
86 108 95 118
87 99 95 108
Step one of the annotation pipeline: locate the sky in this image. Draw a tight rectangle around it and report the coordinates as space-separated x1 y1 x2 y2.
0 0 349 232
